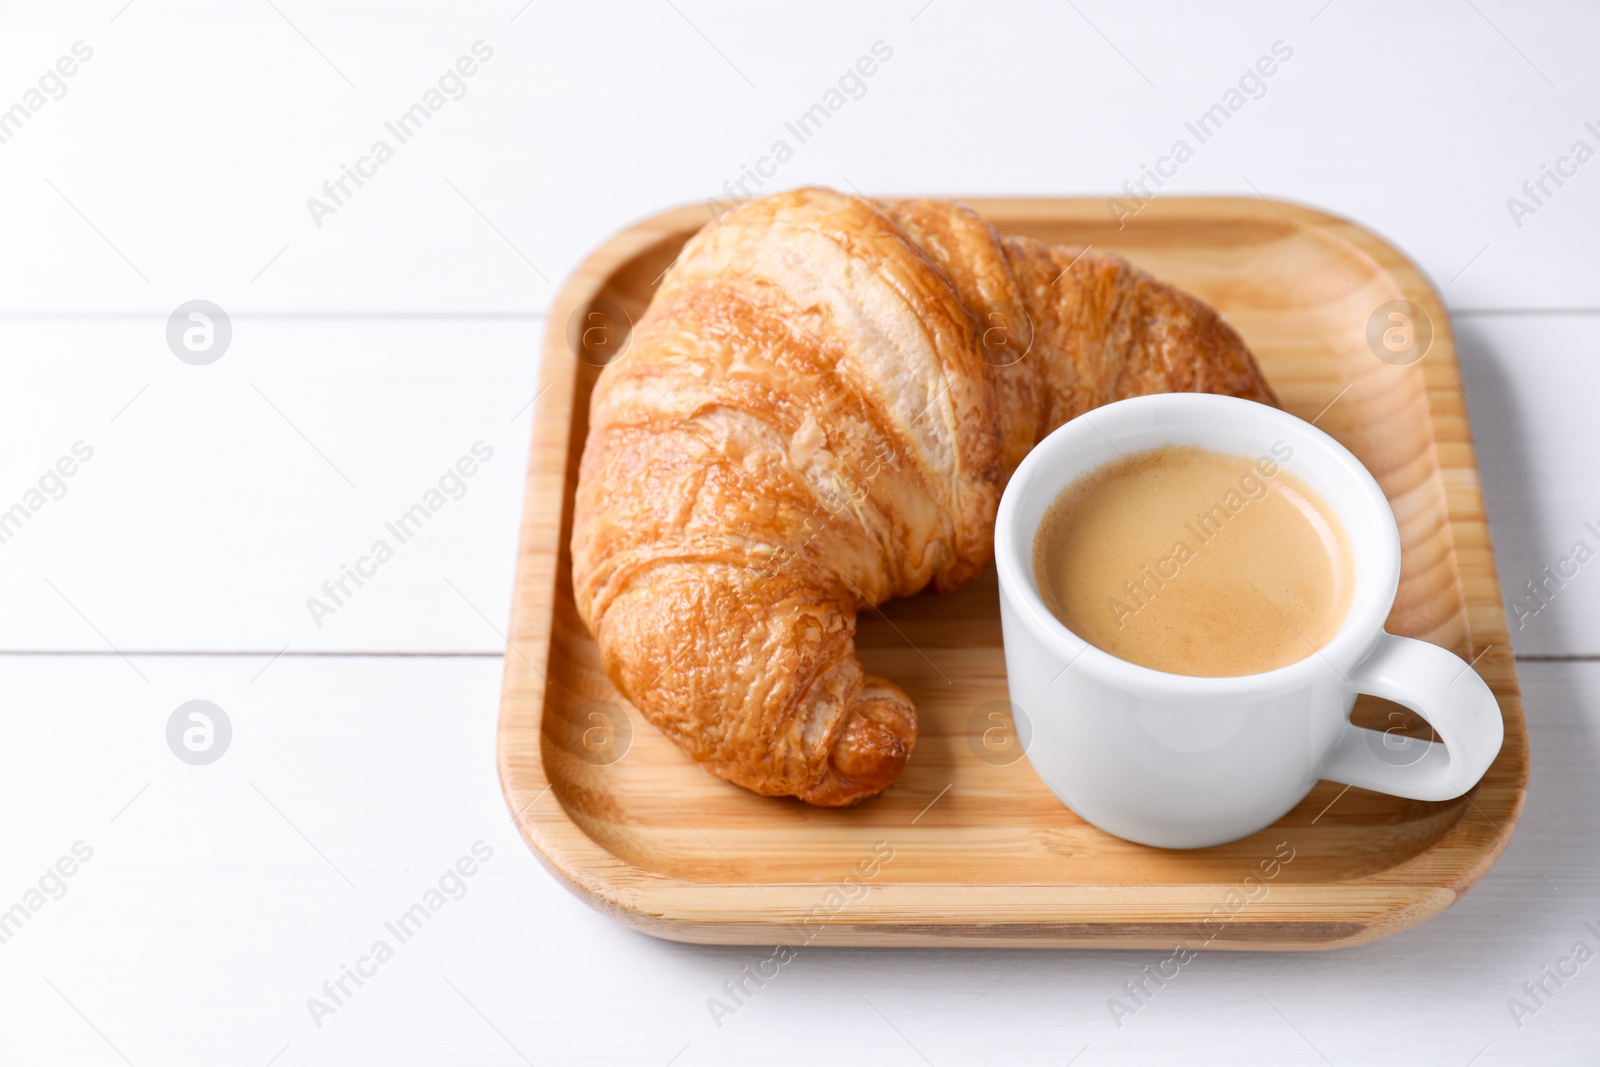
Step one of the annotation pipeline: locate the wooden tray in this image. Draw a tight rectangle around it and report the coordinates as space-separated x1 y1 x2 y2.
497 196 1528 950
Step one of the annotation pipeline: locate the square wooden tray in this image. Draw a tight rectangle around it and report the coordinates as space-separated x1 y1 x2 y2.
497 196 1527 950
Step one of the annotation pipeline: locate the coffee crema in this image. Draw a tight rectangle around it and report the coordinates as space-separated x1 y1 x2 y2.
1032 444 1355 677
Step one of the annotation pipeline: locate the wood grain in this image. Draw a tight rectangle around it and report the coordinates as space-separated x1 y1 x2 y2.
496 196 1528 950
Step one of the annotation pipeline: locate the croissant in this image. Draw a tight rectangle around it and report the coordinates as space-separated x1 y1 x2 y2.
571 187 1276 805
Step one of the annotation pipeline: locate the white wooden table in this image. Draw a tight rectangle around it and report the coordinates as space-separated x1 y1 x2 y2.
1 2 1596 1063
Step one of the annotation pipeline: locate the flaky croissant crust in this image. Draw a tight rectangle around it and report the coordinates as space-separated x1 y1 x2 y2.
571 188 1275 805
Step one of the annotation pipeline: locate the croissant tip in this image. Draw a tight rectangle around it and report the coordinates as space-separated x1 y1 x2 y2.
798 687 918 806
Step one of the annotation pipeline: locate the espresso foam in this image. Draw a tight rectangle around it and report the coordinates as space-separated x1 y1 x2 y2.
1033 444 1354 677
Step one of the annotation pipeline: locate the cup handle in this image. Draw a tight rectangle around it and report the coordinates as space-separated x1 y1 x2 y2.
1316 633 1505 802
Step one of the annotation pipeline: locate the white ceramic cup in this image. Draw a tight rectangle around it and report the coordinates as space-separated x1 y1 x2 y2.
994 393 1504 849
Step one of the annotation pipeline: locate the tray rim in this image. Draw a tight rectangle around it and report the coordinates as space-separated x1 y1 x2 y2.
495 194 1529 950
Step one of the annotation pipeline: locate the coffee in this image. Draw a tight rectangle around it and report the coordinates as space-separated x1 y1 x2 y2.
1032 444 1354 677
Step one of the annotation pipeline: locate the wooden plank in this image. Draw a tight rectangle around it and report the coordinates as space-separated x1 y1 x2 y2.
0 5 1596 314
1 309 1597 656
0 652 1588 1062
